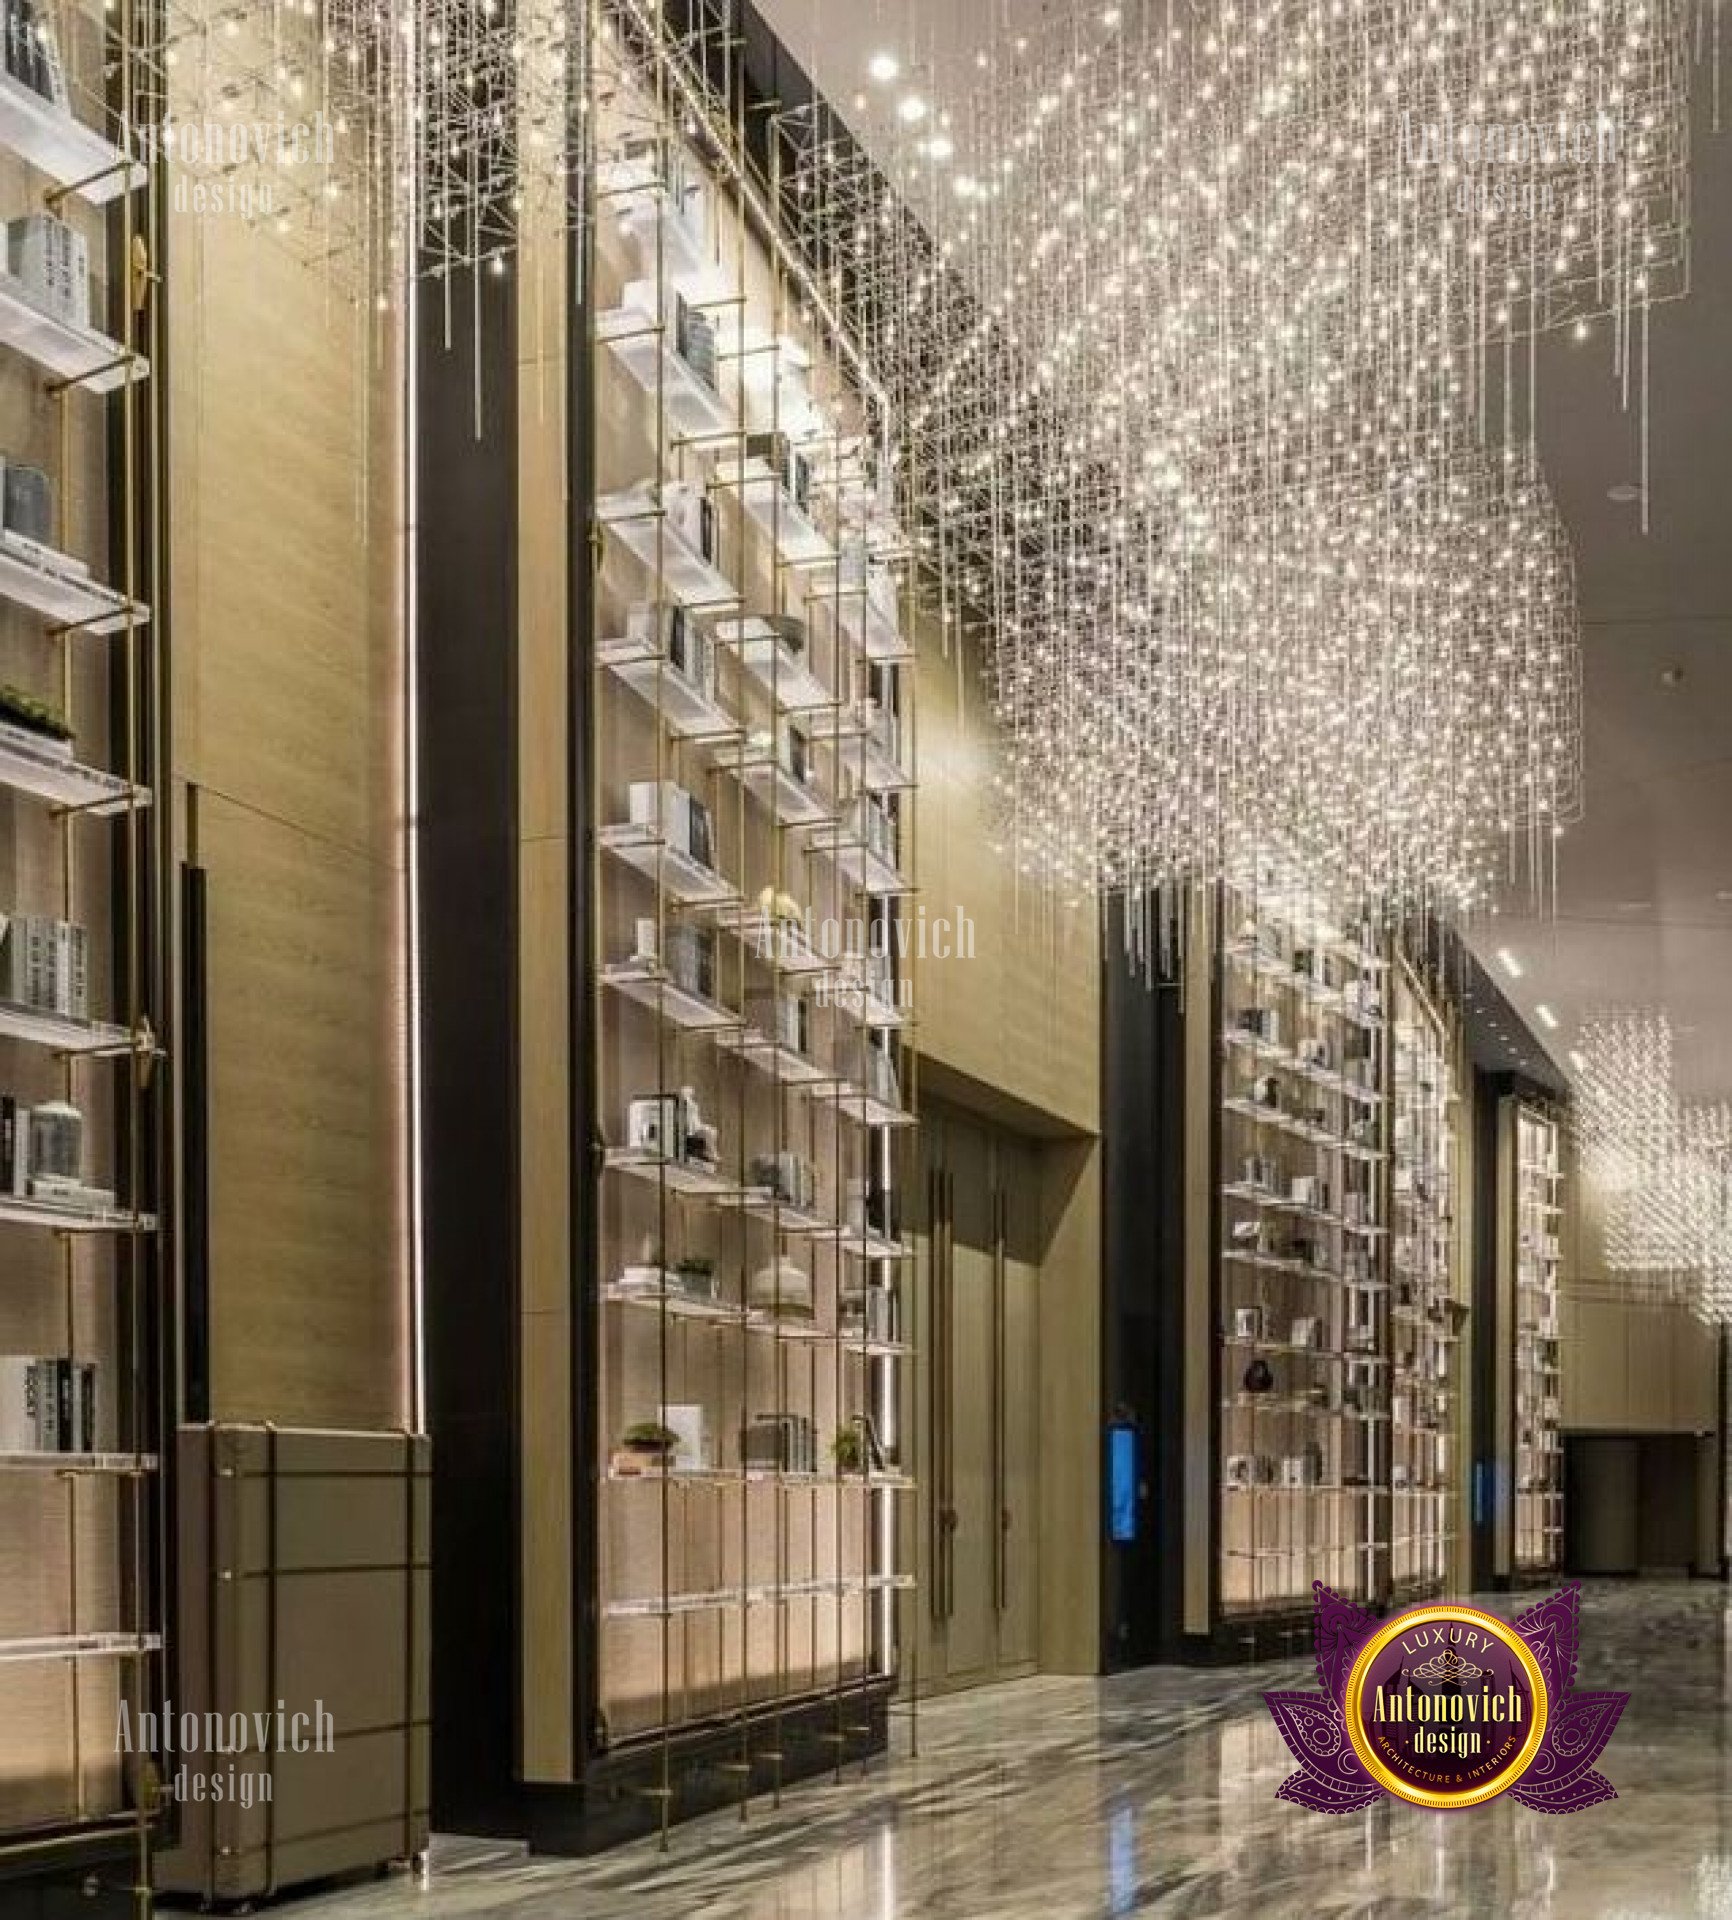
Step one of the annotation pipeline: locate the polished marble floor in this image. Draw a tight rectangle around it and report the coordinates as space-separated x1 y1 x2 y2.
296 1584 1732 1920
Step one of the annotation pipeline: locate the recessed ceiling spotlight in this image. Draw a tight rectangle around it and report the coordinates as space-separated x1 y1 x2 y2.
1496 946 1524 979
1607 481 1643 503
1535 1004 1560 1031
925 134 955 162
1569 1049 1587 1072
1660 665 1685 688
867 51 899 82
898 94 928 124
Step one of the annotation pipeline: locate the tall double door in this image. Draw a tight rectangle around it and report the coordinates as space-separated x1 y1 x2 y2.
909 1104 1042 1693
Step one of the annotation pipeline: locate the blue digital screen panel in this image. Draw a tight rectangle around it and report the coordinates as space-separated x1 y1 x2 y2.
1108 1423 1138 1543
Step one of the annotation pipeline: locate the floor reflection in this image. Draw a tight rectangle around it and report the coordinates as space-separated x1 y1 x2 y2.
285 1583 1730 1919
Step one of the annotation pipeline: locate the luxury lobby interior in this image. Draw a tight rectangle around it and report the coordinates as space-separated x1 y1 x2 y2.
0 0 1727 1914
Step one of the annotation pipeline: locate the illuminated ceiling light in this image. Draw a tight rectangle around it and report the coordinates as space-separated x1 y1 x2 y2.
1577 1011 1732 1322
1535 1004 1560 1030
1497 947 1525 979
868 51 900 83
897 94 928 124
767 0 1699 920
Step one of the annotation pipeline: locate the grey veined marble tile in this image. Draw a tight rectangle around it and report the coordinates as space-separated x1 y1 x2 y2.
277 1584 1732 1920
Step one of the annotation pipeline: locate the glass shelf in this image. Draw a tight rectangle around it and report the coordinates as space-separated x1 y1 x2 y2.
0 728 148 814
0 529 150 634
602 1148 744 1200
596 633 739 743
597 483 739 611
0 275 147 393
0 75 143 202
0 1631 160 1665
598 822 740 909
597 294 736 439
601 960 740 1033
710 455 835 567
0 1451 156 1474
0 999 137 1057
714 615 834 714
0 1196 155 1233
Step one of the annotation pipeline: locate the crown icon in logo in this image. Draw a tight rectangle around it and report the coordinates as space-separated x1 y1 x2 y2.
1410 1647 1488 1681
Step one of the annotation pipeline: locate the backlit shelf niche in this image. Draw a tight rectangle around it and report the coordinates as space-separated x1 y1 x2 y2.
1389 968 1462 1600
588 50 915 1823
1514 1104 1564 1574
1216 887 1389 1620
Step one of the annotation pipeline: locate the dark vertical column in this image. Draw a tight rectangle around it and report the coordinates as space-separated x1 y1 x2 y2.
417 271 520 1831
1102 897 1188 1667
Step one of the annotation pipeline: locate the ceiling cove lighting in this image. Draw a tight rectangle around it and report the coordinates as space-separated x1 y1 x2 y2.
1497 949 1525 980
1534 1005 1560 1031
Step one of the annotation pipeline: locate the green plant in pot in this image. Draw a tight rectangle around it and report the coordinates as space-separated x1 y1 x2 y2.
621 1421 679 1461
831 1423 866 1475
671 1255 715 1301
0 683 72 746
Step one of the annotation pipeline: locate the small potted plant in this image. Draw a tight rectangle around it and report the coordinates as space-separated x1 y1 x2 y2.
620 1421 679 1467
830 1424 866 1475
670 1255 716 1303
0 683 73 756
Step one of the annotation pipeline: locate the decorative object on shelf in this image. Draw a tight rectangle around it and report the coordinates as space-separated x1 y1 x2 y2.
626 601 715 702
831 1413 887 1476
616 1421 680 1470
659 1403 711 1470
1242 1356 1276 1395
4 212 87 327
1 0 68 108
0 457 52 546
0 680 71 753
663 480 717 566
746 1257 813 1320
745 986 808 1058
0 911 88 1018
625 1087 718 1166
740 1412 816 1474
632 917 715 1001
0 1354 94 1452
839 1283 896 1343
627 779 715 871
741 430 812 508
1233 1305 1263 1342
749 1151 816 1211
668 1256 717 1305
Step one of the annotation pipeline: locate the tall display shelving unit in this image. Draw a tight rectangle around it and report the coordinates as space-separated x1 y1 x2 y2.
586 3 915 1840
1388 966 1462 1600
1213 884 1390 1634
1512 1103 1564 1574
0 0 165 1899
